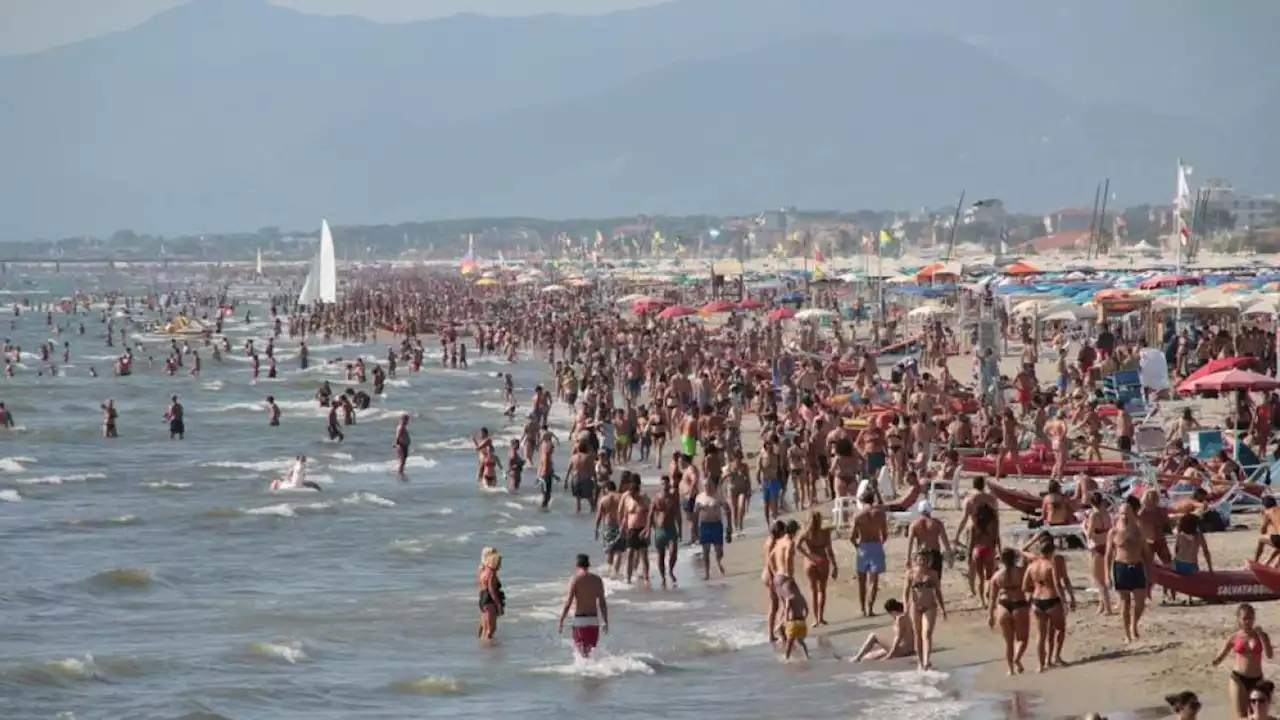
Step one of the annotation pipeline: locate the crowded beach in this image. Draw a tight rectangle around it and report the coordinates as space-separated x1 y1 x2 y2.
11 247 1280 719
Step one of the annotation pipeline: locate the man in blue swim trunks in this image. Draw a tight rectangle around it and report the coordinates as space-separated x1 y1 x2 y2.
755 434 785 526
692 477 731 580
850 490 889 617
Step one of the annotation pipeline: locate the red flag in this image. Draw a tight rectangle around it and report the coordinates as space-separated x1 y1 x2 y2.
813 247 824 263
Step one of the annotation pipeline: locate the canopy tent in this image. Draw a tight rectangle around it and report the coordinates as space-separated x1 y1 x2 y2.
1001 261 1042 276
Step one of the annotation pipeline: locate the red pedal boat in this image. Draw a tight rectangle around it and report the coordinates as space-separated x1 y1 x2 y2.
1247 561 1280 596
1152 563 1280 603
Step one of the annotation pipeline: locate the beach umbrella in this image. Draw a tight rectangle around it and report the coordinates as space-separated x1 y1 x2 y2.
1138 274 1201 290
1218 282 1250 292
657 305 696 319
699 300 738 314
540 284 568 293
1001 261 1041 276
776 292 807 304
513 276 535 286
794 308 835 321
1182 369 1280 394
1176 357 1256 393
632 298 666 313
766 307 796 322
617 293 649 304
736 298 767 310
907 304 946 319
474 278 500 286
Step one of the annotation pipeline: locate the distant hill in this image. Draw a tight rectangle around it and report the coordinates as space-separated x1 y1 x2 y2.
0 0 1273 238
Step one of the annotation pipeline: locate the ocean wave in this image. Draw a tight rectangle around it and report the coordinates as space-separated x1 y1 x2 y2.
418 437 474 451
387 674 465 695
333 456 436 473
89 568 155 590
213 401 264 412
501 525 547 538
526 652 660 679
841 669 971 720
200 459 291 473
15 472 106 485
0 456 36 473
0 488 20 502
245 639 309 664
611 598 704 612
144 480 193 490
390 532 471 556
66 514 143 528
688 618 770 654
244 503 298 518
6 654 101 686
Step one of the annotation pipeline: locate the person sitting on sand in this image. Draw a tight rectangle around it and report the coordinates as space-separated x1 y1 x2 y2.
849 598 914 662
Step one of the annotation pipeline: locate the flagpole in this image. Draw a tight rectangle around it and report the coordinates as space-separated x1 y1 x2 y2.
1175 159 1185 327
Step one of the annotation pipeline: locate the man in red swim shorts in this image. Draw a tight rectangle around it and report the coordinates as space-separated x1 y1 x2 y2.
557 553 609 657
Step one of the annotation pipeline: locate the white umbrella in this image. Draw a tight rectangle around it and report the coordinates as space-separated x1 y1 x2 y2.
541 284 568 293
907 305 947 319
617 293 648 304
794 308 835 320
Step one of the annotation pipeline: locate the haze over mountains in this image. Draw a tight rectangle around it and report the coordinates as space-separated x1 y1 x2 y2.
0 0 1277 238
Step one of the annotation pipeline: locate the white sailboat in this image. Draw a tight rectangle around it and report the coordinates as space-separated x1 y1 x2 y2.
298 219 338 306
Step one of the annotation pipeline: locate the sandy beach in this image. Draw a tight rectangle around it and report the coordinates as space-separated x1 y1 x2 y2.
709 347 1273 719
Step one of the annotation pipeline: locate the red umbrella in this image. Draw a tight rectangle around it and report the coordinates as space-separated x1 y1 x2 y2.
736 298 767 310
1182 369 1280 393
657 305 696 320
1177 356 1255 393
766 307 796 322
1139 274 1202 290
699 300 738 314
632 298 666 313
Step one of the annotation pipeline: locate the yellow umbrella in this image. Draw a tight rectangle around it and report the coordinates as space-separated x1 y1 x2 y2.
475 278 500 287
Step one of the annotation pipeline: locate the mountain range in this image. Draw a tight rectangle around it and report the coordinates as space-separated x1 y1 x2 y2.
0 0 1277 238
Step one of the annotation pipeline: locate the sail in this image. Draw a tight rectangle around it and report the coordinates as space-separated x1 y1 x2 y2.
297 252 319 306
255 248 263 275
318 219 337 303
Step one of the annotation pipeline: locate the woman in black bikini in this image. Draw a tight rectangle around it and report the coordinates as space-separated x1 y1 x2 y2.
987 547 1030 676
1082 491 1114 616
1021 533 1074 672
797 510 837 627
476 547 505 641
1212 603 1274 718
903 549 947 671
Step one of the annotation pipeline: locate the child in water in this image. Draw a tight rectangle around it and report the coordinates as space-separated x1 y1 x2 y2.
780 576 810 660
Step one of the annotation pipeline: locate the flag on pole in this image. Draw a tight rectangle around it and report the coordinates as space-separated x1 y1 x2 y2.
878 229 892 246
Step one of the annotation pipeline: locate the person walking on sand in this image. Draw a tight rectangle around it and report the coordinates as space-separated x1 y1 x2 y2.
557 553 609 658
1022 532 1074 672
693 477 731 580
987 547 1030 675
903 549 946 671
1211 603 1273 719
1107 495 1152 644
905 500 953 578
850 488 888 617
797 510 836 627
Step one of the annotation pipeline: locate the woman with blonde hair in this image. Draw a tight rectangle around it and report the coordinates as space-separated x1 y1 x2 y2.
477 547 505 641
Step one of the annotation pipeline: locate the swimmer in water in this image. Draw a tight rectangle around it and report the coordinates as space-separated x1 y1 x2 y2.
272 454 322 492
557 553 609 658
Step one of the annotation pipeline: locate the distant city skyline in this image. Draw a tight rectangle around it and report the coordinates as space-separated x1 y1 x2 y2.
0 0 668 55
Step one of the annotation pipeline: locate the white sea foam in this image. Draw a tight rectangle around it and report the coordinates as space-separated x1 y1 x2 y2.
214 401 264 412
143 481 192 490
501 524 547 538
690 618 770 652
0 456 36 473
340 491 395 508
0 488 21 502
247 640 309 664
418 437 474 451
245 503 297 518
14 472 105 485
333 456 436 473
841 669 970 720
328 452 353 460
201 459 292 473
528 652 658 679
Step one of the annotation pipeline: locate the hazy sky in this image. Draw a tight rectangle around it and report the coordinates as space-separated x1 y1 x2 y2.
0 0 668 55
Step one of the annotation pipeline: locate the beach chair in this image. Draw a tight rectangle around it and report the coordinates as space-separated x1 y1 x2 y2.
927 462 963 511
1247 459 1280 487
1006 521 1087 547
830 496 858 536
